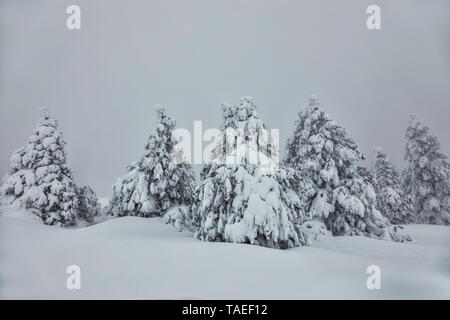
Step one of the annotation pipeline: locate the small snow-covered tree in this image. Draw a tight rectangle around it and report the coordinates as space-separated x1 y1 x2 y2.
76 185 100 223
0 108 81 226
108 107 195 218
192 97 312 249
402 116 450 225
372 147 414 224
285 96 409 241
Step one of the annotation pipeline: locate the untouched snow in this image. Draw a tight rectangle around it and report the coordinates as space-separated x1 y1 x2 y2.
0 210 449 299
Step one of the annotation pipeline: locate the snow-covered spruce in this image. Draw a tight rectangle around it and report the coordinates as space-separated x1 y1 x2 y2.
75 185 101 224
108 107 195 219
0 108 98 226
373 147 414 224
402 116 450 225
285 96 410 241
192 97 311 249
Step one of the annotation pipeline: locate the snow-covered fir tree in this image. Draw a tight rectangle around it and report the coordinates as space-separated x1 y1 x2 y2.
285 95 410 241
0 108 97 226
108 107 196 218
191 97 312 249
372 147 414 224
75 185 100 224
402 116 450 225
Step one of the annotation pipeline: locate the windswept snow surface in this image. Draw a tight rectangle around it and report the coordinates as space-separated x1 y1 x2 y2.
0 210 449 299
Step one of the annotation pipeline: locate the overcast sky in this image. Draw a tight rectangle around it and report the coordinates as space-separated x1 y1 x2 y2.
1 0 449 196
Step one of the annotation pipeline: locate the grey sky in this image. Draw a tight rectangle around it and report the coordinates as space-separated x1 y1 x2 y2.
1 0 449 196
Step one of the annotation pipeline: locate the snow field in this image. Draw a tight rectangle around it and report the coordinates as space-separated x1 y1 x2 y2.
1 211 448 299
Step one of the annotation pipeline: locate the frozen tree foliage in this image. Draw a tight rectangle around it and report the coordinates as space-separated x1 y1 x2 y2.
163 205 193 232
76 185 100 224
108 107 195 218
402 116 450 225
285 96 410 241
0 108 97 226
357 166 377 188
301 220 332 241
372 148 414 224
192 97 312 249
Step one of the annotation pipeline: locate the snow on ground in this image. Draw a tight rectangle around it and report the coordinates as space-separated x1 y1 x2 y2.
0 210 449 299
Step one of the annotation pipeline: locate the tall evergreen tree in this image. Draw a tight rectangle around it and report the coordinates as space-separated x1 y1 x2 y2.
191 97 312 249
285 96 409 241
372 147 414 224
108 107 195 218
402 116 450 225
0 108 97 226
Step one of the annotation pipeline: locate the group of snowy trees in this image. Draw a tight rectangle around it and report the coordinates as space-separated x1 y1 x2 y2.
108 95 448 247
0 108 99 226
284 97 449 233
284 96 402 241
370 117 450 226
1 96 448 248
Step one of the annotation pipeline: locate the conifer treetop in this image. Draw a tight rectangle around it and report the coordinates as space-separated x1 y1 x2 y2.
373 147 401 190
285 95 364 185
39 107 51 123
309 94 319 107
211 97 279 175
